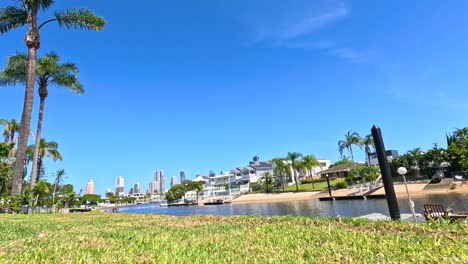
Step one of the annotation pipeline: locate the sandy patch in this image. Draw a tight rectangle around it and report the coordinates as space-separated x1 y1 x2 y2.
231 182 468 204
232 192 320 204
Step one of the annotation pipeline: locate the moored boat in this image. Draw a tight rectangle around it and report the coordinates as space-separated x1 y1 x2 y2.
203 199 225 205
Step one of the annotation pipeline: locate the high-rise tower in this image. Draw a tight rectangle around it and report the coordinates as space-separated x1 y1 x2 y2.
170 176 177 188
85 180 94 195
153 170 165 194
115 176 124 196
180 170 186 183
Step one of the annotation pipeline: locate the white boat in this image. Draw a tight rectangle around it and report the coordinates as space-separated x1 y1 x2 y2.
160 201 168 207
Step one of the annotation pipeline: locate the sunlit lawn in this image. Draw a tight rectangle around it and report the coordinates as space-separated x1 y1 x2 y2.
271 179 339 192
1 212 466 263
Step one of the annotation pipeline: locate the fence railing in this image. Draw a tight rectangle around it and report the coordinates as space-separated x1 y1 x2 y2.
346 177 383 196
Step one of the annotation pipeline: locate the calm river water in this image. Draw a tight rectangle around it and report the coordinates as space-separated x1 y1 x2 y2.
112 193 468 218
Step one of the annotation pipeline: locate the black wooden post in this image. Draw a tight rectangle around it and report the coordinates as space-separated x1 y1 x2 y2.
371 125 400 220
326 174 332 197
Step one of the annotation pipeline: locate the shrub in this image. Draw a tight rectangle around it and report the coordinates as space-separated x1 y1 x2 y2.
301 178 330 185
334 179 348 189
300 179 313 184
348 165 381 183
249 182 263 192
345 175 353 184
0 196 24 214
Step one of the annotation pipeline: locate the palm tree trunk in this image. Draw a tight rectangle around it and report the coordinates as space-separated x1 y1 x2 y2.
36 158 43 183
280 171 285 192
12 43 39 195
292 166 299 192
52 178 59 213
30 92 46 189
350 146 354 162
294 172 299 191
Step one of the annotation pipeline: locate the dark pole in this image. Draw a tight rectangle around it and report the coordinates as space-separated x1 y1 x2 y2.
371 125 400 220
281 172 285 192
326 174 332 197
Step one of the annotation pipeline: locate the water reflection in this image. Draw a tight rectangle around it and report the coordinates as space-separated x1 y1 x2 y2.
115 194 468 218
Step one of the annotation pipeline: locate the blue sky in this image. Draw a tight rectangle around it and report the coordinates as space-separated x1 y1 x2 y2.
1 0 467 195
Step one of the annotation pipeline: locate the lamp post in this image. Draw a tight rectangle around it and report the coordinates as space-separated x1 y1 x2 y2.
398 167 417 222
325 174 332 197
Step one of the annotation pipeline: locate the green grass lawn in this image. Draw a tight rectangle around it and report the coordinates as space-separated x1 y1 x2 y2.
270 179 339 192
0 212 466 263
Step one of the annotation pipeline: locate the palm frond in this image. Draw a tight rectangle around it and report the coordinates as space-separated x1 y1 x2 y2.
53 73 84 94
37 0 55 11
58 62 78 75
54 8 105 31
46 149 62 161
0 52 28 85
44 140 59 149
0 6 28 33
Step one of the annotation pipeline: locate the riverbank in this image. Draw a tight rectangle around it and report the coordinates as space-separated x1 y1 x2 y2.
232 182 468 204
232 191 320 204
0 212 466 263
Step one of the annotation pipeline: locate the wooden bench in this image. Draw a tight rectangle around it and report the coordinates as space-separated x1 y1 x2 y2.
423 204 453 220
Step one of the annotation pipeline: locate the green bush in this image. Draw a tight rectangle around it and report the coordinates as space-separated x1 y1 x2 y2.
348 165 380 183
345 175 353 184
334 179 348 189
301 178 331 185
249 182 263 192
0 196 24 214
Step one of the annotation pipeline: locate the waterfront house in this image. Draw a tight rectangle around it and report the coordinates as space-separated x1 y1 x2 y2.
368 150 399 165
319 163 365 179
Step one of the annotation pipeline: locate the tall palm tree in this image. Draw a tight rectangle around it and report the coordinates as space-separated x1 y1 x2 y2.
338 130 362 162
362 134 375 166
287 152 303 192
271 157 288 192
0 118 20 144
261 172 274 193
0 118 20 157
1 0 105 195
30 138 62 183
407 148 423 171
447 127 468 145
297 154 320 190
1 52 83 188
299 154 320 177
52 168 65 212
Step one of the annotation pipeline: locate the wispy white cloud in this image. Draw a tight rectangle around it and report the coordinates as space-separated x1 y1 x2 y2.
389 86 468 113
329 48 370 62
435 91 468 112
276 5 349 41
240 1 369 62
284 40 335 49
284 41 370 62
248 1 350 43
